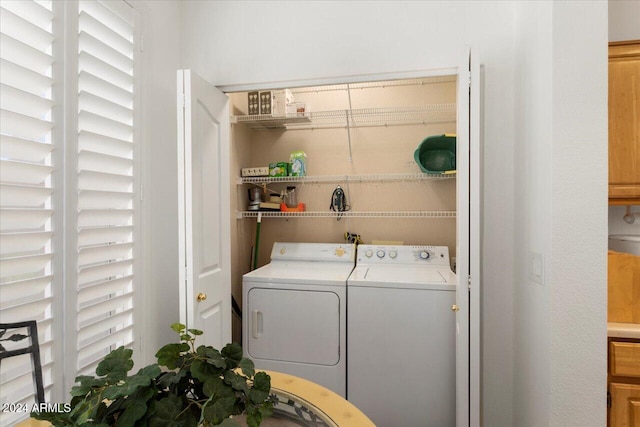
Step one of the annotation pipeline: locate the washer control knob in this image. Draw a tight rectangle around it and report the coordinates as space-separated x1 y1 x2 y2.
419 250 430 260
365 249 373 258
376 249 386 259
389 250 398 259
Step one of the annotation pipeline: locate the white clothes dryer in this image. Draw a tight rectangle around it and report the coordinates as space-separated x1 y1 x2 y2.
242 242 355 398
347 245 456 427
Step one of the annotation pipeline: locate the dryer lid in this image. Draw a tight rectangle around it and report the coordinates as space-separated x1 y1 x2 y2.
243 261 354 285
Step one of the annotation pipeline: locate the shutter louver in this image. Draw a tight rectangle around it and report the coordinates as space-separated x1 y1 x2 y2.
75 0 136 375
0 1 55 424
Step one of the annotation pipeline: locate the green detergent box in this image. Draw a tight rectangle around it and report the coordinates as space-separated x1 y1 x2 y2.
269 162 289 177
289 151 307 176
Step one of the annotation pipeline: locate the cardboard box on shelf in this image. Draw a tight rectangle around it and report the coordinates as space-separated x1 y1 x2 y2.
258 89 294 116
247 91 259 115
269 162 289 177
274 89 295 116
241 167 269 177
258 91 272 115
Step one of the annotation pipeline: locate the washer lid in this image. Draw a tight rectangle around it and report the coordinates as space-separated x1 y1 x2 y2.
348 265 455 290
243 261 354 286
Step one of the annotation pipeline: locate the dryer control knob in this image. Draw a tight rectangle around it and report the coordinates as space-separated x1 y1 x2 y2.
389 250 398 259
376 250 386 258
365 249 373 258
419 250 430 260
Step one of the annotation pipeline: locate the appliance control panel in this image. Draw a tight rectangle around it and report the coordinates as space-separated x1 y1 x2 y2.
356 245 450 266
270 242 355 263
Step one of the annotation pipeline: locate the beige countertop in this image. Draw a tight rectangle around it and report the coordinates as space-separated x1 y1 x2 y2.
608 322 640 339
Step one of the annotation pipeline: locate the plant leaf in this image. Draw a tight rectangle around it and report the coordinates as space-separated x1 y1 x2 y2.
252 372 270 393
191 359 222 384
115 398 148 427
223 370 249 393
148 394 197 427
238 358 255 378
259 402 274 420
201 381 237 424
196 345 226 369
202 376 225 398
218 419 241 427
202 396 237 425
246 410 262 427
155 343 189 369
221 342 243 369
156 369 187 389
248 372 271 404
96 347 134 382
186 329 203 336
70 397 97 425
138 364 162 381
170 323 185 334
70 376 107 397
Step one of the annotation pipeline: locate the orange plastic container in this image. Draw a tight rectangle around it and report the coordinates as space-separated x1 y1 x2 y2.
280 202 306 212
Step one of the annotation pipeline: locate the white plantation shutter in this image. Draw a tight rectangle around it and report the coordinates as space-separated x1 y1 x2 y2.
75 0 138 375
0 0 55 423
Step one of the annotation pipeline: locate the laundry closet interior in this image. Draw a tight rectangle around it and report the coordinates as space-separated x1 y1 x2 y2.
228 75 459 310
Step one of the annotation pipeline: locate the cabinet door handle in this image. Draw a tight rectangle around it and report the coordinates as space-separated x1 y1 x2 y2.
252 310 262 338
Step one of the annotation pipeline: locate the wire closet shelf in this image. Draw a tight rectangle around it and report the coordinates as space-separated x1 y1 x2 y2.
233 104 456 130
239 172 456 185
236 211 457 219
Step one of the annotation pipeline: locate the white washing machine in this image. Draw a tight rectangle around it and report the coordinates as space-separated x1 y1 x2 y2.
242 242 355 398
347 244 456 427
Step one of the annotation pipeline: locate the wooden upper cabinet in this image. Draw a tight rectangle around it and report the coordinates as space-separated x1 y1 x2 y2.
609 41 640 204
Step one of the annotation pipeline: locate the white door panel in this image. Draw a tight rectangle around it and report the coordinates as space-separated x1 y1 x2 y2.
456 46 480 427
177 69 231 350
469 48 481 427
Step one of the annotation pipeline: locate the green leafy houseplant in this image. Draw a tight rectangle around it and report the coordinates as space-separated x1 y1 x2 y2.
32 323 274 426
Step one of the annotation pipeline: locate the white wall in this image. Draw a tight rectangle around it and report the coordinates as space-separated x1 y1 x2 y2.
135 0 183 363
512 3 553 423
609 0 640 42
608 0 640 238
513 1 608 426
182 1 516 425
549 2 608 425
126 0 610 424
